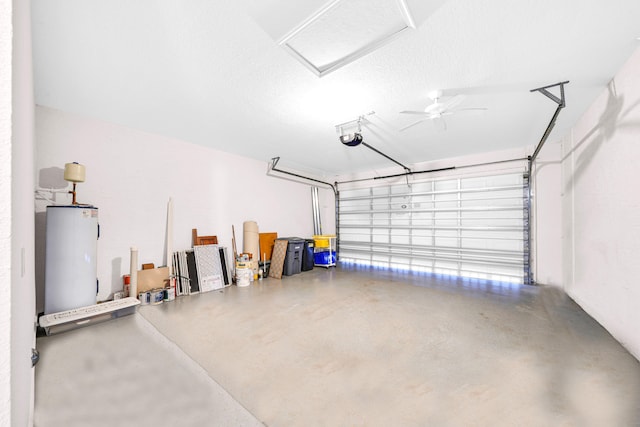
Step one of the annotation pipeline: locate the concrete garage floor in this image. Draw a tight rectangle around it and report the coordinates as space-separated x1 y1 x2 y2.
35 266 640 426
34 310 262 427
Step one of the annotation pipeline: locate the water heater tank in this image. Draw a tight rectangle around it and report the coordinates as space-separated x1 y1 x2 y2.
44 205 99 314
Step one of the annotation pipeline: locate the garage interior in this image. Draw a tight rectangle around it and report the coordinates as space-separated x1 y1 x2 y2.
3 0 640 426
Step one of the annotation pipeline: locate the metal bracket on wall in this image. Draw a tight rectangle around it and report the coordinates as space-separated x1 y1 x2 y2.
526 80 569 286
268 157 337 196
529 80 569 165
32 348 40 367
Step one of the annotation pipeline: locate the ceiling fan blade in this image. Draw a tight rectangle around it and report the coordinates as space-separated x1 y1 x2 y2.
422 94 464 115
453 107 488 112
400 110 430 115
447 107 488 116
442 94 465 111
399 118 429 131
424 102 443 114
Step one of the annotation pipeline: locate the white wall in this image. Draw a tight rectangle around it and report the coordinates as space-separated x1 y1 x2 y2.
561 47 640 361
12 0 37 423
1 0 37 425
0 0 13 423
35 106 335 304
531 141 563 286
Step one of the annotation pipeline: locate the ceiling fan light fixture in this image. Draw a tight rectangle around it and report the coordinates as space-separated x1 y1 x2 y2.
428 89 443 100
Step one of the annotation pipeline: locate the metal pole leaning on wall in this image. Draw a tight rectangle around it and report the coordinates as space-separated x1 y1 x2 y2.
334 182 340 262
311 186 322 235
526 80 569 285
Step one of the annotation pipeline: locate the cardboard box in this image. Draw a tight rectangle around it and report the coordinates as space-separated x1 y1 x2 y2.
136 267 170 293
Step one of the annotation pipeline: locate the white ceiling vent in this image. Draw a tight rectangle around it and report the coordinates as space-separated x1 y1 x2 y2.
278 0 416 77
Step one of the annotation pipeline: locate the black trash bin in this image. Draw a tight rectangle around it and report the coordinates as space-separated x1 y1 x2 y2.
302 239 315 271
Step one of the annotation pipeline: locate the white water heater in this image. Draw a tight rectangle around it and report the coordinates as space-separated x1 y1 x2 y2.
45 205 99 314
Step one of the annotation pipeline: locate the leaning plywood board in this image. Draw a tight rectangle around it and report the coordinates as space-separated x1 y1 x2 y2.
269 239 288 279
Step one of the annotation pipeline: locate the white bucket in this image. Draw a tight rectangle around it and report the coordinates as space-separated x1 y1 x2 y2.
236 268 251 287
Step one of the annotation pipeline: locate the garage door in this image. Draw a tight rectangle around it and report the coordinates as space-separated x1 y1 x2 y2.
337 171 529 284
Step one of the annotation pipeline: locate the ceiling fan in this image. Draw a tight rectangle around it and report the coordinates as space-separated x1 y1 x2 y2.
399 90 487 131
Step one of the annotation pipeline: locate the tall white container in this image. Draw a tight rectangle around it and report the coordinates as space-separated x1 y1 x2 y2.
45 205 99 314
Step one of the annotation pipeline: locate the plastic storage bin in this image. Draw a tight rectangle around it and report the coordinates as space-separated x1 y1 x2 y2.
279 238 304 276
313 235 336 268
314 251 336 266
313 235 332 248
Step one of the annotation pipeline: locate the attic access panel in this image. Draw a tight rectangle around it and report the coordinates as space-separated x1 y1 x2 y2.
279 0 416 76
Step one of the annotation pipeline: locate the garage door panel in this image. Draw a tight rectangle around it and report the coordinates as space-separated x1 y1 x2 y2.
338 171 527 283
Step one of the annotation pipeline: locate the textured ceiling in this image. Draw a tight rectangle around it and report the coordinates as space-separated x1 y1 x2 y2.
31 0 640 179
